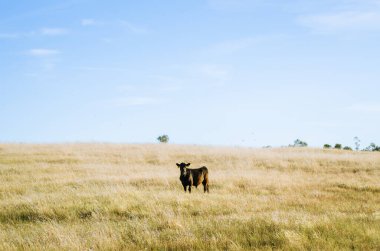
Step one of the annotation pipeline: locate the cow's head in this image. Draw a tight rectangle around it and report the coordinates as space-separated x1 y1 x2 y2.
176 162 190 175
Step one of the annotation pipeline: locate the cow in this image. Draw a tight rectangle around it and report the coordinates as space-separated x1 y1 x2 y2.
176 162 209 193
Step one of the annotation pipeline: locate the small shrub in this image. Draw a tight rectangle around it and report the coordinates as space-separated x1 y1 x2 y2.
290 139 308 147
343 146 352 151
334 144 342 150
323 144 331 149
157 135 169 143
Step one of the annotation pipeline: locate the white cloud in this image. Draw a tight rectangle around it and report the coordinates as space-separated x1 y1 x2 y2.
120 21 148 34
208 0 260 11
1 28 68 39
209 37 259 54
81 19 98 26
109 97 163 107
204 35 286 55
40 28 68 35
158 63 232 88
27 49 60 57
78 66 126 72
81 19 148 34
299 10 380 33
0 32 34 39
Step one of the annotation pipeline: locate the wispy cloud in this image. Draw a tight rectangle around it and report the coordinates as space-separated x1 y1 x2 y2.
208 0 261 11
0 31 33 39
101 38 113 43
81 18 148 34
27 49 60 57
348 103 380 113
298 10 380 33
0 33 19 39
208 37 259 54
1 28 68 39
78 66 127 72
204 35 286 55
147 75 184 92
198 64 229 80
81 18 100 26
0 1 81 25
162 63 232 88
120 21 148 34
109 97 163 107
304 121 342 128
40 28 68 36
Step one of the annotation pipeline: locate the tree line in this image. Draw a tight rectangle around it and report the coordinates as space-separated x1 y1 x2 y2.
157 134 380 152
291 138 380 152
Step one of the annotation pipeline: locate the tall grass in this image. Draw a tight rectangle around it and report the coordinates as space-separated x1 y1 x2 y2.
0 144 379 250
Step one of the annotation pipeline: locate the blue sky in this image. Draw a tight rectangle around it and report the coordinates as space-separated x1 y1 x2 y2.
1 0 380 148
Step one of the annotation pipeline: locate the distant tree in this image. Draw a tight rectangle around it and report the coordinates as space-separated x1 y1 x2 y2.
343 146 352 151
157 134 169 143
334 144 342 150
290 139 308 147
354 136 361 151
364 143 380 152
363 143 372 151
323 144 331 149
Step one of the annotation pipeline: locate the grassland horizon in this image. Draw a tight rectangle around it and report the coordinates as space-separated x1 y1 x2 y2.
0 143 379 250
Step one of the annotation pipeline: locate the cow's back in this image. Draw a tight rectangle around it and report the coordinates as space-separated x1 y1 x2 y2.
192 167 208 186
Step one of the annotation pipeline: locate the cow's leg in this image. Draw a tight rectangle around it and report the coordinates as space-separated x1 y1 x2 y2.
183 186 187 192
188 186 191 193
202 180 208 193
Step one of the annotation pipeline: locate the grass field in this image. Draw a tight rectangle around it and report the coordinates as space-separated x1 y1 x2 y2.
0 144 379 250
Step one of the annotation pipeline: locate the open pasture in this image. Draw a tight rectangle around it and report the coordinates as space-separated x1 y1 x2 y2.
0 144 379 250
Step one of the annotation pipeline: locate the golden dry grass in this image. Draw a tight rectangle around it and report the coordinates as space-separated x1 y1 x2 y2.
0 144 379 250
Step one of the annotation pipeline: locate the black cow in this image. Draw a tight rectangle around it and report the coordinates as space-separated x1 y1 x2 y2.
176 162 209 193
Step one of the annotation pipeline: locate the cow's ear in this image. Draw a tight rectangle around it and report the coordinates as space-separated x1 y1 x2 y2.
176 163 180 167
186 163 191 166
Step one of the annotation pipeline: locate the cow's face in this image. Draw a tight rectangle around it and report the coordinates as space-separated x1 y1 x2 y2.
176 162 190 176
